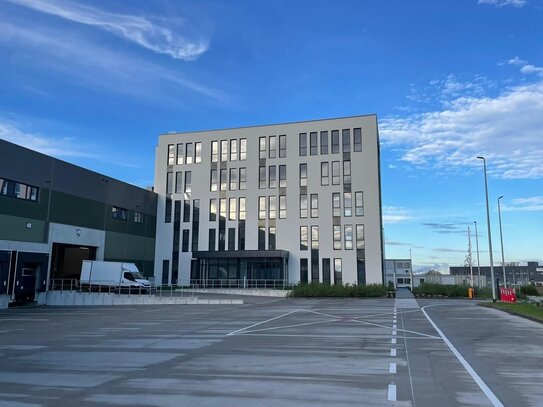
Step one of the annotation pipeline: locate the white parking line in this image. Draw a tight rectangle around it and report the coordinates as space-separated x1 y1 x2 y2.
390 348 396 357
391 338 396 344
421 305 504 407
387 384 397 401
389 362 397 374
226 309 300 336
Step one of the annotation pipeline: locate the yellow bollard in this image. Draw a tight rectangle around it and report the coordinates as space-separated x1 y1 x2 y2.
468 287 474 299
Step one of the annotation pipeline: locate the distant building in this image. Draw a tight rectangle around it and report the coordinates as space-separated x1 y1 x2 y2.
449 262 543 286
0 140 157 306
385 259 412 288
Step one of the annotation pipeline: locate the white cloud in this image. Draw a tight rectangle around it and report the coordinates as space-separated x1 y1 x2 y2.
0 117 141 169
502 196 543 212
0 21 226 103
7 0 208 60
478 0 527 7
381 77 543 179
382 206 414 224
507 56 543 76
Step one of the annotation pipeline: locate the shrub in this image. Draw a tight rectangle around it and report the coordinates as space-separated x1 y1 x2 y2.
520 285 539 296
288 283 388 298
412 283 491 298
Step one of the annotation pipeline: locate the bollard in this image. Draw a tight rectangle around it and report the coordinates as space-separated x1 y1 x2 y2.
468 287 474 299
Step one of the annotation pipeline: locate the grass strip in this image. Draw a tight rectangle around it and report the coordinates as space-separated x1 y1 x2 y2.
288 283 388 298
478 301 543 323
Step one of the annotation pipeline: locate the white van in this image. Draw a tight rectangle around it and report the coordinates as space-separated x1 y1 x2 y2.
80 260 151 293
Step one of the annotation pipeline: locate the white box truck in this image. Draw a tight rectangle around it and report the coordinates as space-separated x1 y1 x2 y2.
80 261 151 293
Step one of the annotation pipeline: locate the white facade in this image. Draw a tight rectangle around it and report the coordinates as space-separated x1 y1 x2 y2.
385 259 413 288
154 115 384 286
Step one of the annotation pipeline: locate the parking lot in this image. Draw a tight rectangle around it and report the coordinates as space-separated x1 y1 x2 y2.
1 295 542 406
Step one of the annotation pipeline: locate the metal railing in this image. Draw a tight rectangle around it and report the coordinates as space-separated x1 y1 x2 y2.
188 279 293 290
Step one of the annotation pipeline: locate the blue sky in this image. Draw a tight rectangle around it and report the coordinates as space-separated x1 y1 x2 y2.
1 0 542 272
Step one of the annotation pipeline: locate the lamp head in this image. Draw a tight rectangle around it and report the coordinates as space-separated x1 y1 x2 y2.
476 156 484 160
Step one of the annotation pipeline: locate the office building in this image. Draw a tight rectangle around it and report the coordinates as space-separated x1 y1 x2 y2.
154 115 384 286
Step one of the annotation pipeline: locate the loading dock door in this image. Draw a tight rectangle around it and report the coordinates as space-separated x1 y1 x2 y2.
51 243 96 280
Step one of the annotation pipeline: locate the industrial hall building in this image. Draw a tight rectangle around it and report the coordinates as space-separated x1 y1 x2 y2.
0 140 157 307
154 115 384 287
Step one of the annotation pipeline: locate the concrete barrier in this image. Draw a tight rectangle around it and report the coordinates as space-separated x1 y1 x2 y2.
188 288 289 297
0 294 9 309
44 291 243 306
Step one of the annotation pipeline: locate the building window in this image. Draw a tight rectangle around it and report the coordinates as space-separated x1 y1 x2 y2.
195 142 202 163
134 211 143 224
112 206 128 221
165 198 172 223
279 135 286 158
354 128 362 152
269 135 277 159
311 226 319 250
268 227 276 250
300 226 308 250
221 140 228 161
310 194 318 218
299 163 307 187
210 169 218 192
182 230 190 252
238 222 246 250
269 196 277 219
192 199 199 251
333 225 342 250
321 162 329 186
320 131 328 154
228 228 236 251
239 197 246 220
259 196 266 220
175 171 183 193
184 171 192 193
299 133 307 156
300 258 308 283
176 143 184 165
230 139 238 161
300 194 308 218
258 227 266 250
259 166 266 189
331 130 340 154
332 161 340 185
344 192 352 217
0 178 39 201
343 160 351 184
355 192 364 216
332 192 341 217
310 132 318 155
342 129 351 153
167 144 175 165
185 143 193 164
218 225 226 251
209 198 217 221
166 172 173 194
229 197 237 221
229 168 237 190
334 258 343 285
322 259 331 284
356 224 365 249
219 198 227 220
183 200 191 222
269 166 277 188
259 136 266 159
220 169 227 191
279 195 287 219
239 168 247 190
240 138 247 160
344 225 353 250
211 141 218 162
208 229 216 251
279 165 287 188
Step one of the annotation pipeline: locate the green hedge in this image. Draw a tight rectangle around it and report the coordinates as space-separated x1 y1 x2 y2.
288 283 388 298
412 283 492 298
520 285 539 296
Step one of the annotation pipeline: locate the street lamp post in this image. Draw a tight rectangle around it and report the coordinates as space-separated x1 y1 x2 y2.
477 156 496 302
474 221 482 288
498 196 507 289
